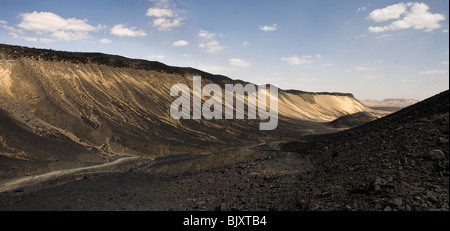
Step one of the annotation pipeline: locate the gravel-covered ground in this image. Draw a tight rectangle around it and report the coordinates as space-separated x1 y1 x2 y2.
0 91 448 211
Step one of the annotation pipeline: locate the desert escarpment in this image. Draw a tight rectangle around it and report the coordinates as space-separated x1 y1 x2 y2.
0 43 371 163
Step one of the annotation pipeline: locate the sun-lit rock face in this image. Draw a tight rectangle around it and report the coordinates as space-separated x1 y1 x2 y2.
0 44 371 161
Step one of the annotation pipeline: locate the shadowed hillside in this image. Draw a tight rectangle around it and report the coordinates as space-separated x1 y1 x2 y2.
281 90 449 211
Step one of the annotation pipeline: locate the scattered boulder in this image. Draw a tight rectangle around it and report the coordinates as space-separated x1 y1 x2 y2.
428 150 445 160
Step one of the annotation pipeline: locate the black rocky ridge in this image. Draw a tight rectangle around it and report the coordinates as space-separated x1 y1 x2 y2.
282 90 449 211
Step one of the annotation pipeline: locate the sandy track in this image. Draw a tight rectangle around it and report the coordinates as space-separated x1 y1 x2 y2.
0 157 139 193
0 143 264 194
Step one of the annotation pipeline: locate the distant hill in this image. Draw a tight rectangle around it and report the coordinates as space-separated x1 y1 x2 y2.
362 98 419 108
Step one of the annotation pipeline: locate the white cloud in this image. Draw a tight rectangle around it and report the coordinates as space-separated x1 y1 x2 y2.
199 29 217 39
368 3 407 22
377 34 395 40
229 58 251 67
172 40 189 47
199 41 224 53
99 38 112 44
152 17 183 31
149 0 171 8
281 56 313 65
321 64 333 67
110 24 147 37
358 34 367 38
1 21 23 34
146 8 174 18
17 11 98 41
315 54 323 59
242 41 249 47
259 24 280 32
443 29 449 33
368 3 445 33
146 1 184 31
1 19 59 43
420 69 449 75
368 26 386 33
441 61 449 65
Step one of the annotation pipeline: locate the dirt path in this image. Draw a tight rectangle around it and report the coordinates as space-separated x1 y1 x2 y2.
0 144 268 194
0 153 207 193
0 157 140 193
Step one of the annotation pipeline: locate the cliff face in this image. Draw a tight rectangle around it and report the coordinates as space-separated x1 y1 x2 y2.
0 44 371 161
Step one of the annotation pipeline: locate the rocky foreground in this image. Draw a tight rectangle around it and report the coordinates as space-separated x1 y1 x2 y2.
0 90 447 211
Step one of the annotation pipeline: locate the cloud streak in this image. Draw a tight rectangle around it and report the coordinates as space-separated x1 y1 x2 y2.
172 40 189 47
281 56 313 65
259 24 280 32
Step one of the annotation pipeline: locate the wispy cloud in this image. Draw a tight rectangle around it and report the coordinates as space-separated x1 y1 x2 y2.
229 58 251 67
110 24 147 37
281 56 313 65
199 29 217 39
377 34 395 40
99 38 112 44
146 0 184 31
259 24 280 32
199 41 224 53
172 40 189 47
357 6 367 13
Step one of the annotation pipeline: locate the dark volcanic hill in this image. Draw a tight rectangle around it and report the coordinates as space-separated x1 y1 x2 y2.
282 90 449 211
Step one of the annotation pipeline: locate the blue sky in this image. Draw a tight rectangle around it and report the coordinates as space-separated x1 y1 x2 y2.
0 0 448 100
